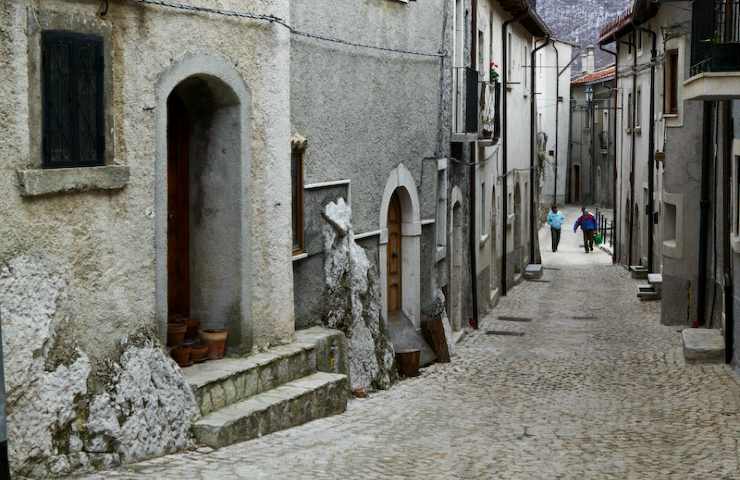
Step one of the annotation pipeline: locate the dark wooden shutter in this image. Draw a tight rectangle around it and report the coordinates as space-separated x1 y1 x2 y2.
291 148 304 254
42 31 104 168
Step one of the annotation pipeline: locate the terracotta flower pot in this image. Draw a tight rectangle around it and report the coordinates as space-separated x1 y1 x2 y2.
185 318 201 340
191 343 209 364
167 322 187 347
395 349 420 377
171 345 192 368
200 329 228 360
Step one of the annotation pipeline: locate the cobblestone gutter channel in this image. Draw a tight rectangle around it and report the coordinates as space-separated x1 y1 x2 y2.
78 207 740 479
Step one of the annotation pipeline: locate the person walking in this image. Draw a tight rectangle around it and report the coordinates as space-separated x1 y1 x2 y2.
574 207 597 253
547 204 565 252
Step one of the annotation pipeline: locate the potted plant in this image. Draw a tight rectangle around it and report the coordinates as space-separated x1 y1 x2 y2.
489 61 500 83
200 329 229 360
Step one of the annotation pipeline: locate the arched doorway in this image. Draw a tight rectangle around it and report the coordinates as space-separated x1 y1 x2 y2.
156 55 253 354
167 76 243 349
379 164 421 327
387 192 402 315
514 182 522 273
450 186 464 332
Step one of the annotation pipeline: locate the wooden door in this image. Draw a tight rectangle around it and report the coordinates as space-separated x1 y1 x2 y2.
167 94 191 319
387 192 402 313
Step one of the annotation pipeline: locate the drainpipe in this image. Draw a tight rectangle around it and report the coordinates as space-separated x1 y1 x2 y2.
530 35 551 264
469 0 479 328
722 100 734 362
697 101 713 327
628 30 637 267
599 43 618 264
640 26 657 274
500 11 526 296
551 42 560 204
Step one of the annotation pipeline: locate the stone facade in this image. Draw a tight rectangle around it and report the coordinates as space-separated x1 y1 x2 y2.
0 0 291 476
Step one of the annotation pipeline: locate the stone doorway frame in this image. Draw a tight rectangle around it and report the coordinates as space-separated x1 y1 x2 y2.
155 54 254 353
379 164 422 328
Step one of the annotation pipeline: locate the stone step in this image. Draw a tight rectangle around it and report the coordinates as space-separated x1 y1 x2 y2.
192 372 349 448
682 328 725 364
636 284 660 301
630 265 648 280
183 343 317 416
523 264 543 280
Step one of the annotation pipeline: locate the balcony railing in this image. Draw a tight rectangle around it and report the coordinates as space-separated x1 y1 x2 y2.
690 0 740 76
452 67 479 135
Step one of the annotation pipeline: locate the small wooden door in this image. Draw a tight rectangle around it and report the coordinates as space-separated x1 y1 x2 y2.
167 94 191 319
387 192 402 313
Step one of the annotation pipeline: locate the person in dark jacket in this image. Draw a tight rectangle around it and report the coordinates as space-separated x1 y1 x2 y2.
574 207 597 253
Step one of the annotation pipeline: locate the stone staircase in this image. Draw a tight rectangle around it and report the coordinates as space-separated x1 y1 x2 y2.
183 328 349 448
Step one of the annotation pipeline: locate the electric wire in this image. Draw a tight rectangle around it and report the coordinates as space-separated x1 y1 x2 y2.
130 0 445 58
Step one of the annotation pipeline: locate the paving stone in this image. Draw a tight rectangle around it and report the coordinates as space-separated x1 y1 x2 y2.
75 208 740 479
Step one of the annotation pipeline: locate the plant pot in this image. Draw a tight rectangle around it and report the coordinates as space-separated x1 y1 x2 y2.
171 345 192 368
191 343 209 364
395 349 420 377
200 329 228 360
167 323 187 347
185 318 200 340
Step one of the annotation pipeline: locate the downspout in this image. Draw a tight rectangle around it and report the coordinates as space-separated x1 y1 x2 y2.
530 35 551 264
628 30 637 267
469 0 479 327
500 11 527 296
722 100 734 363
552 42 560 204
697 101 712 327
640 26 657 274
599 42 618 264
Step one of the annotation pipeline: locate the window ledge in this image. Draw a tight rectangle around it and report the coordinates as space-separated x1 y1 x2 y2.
663 113 678 119
479 234 489 246
292 252 309 262
17 165 130 197
435 246 446 263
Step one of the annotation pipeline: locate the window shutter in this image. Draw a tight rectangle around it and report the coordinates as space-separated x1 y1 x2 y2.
42 31 105 168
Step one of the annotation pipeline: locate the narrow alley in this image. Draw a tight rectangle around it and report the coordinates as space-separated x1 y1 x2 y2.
78 207 740 480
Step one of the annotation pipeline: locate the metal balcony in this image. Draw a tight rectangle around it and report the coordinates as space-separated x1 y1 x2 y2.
690 0 740 76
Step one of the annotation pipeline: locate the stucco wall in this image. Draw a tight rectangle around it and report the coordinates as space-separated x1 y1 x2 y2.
0 0 291 475
290 0 448 327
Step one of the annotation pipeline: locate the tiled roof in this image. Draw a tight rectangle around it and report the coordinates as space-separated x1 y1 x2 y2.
571 65 616 86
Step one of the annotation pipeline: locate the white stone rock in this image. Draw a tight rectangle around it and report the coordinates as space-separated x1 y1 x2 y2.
322 199 396 391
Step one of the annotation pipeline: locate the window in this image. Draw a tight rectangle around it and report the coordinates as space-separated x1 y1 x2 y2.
664 49 679 115
627 92 633 134
291 146 305 255
636 88 642 130
478 30 485 74
436 161 448 261
523 45 529 90
507 33 513 80
480 179 486 237
42 31 105 168
637 30 643 53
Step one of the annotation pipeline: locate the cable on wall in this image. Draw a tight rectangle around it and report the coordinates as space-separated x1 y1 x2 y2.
130 0 446 58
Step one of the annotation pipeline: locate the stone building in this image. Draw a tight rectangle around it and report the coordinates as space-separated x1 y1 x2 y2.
289 0 448 373
450 0 550 329
0 0 302 476
569 61 616 207
539 39 573 208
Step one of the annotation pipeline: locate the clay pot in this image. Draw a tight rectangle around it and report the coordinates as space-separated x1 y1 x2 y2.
200 329 228 360
185 318 201 340
167 322 187 347
395 349 421 377
171 345 192 368
191 343 209 364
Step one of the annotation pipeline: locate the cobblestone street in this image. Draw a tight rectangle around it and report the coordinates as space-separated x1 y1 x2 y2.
80 207 740 479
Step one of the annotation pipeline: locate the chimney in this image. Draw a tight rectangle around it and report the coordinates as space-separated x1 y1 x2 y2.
585 46 595 74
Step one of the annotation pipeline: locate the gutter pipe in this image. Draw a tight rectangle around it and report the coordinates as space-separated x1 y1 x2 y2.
628 29 637 267
552 42 560 204
697 101 712 327
599 43 618 264
530 35 551 264
469 0 479 328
